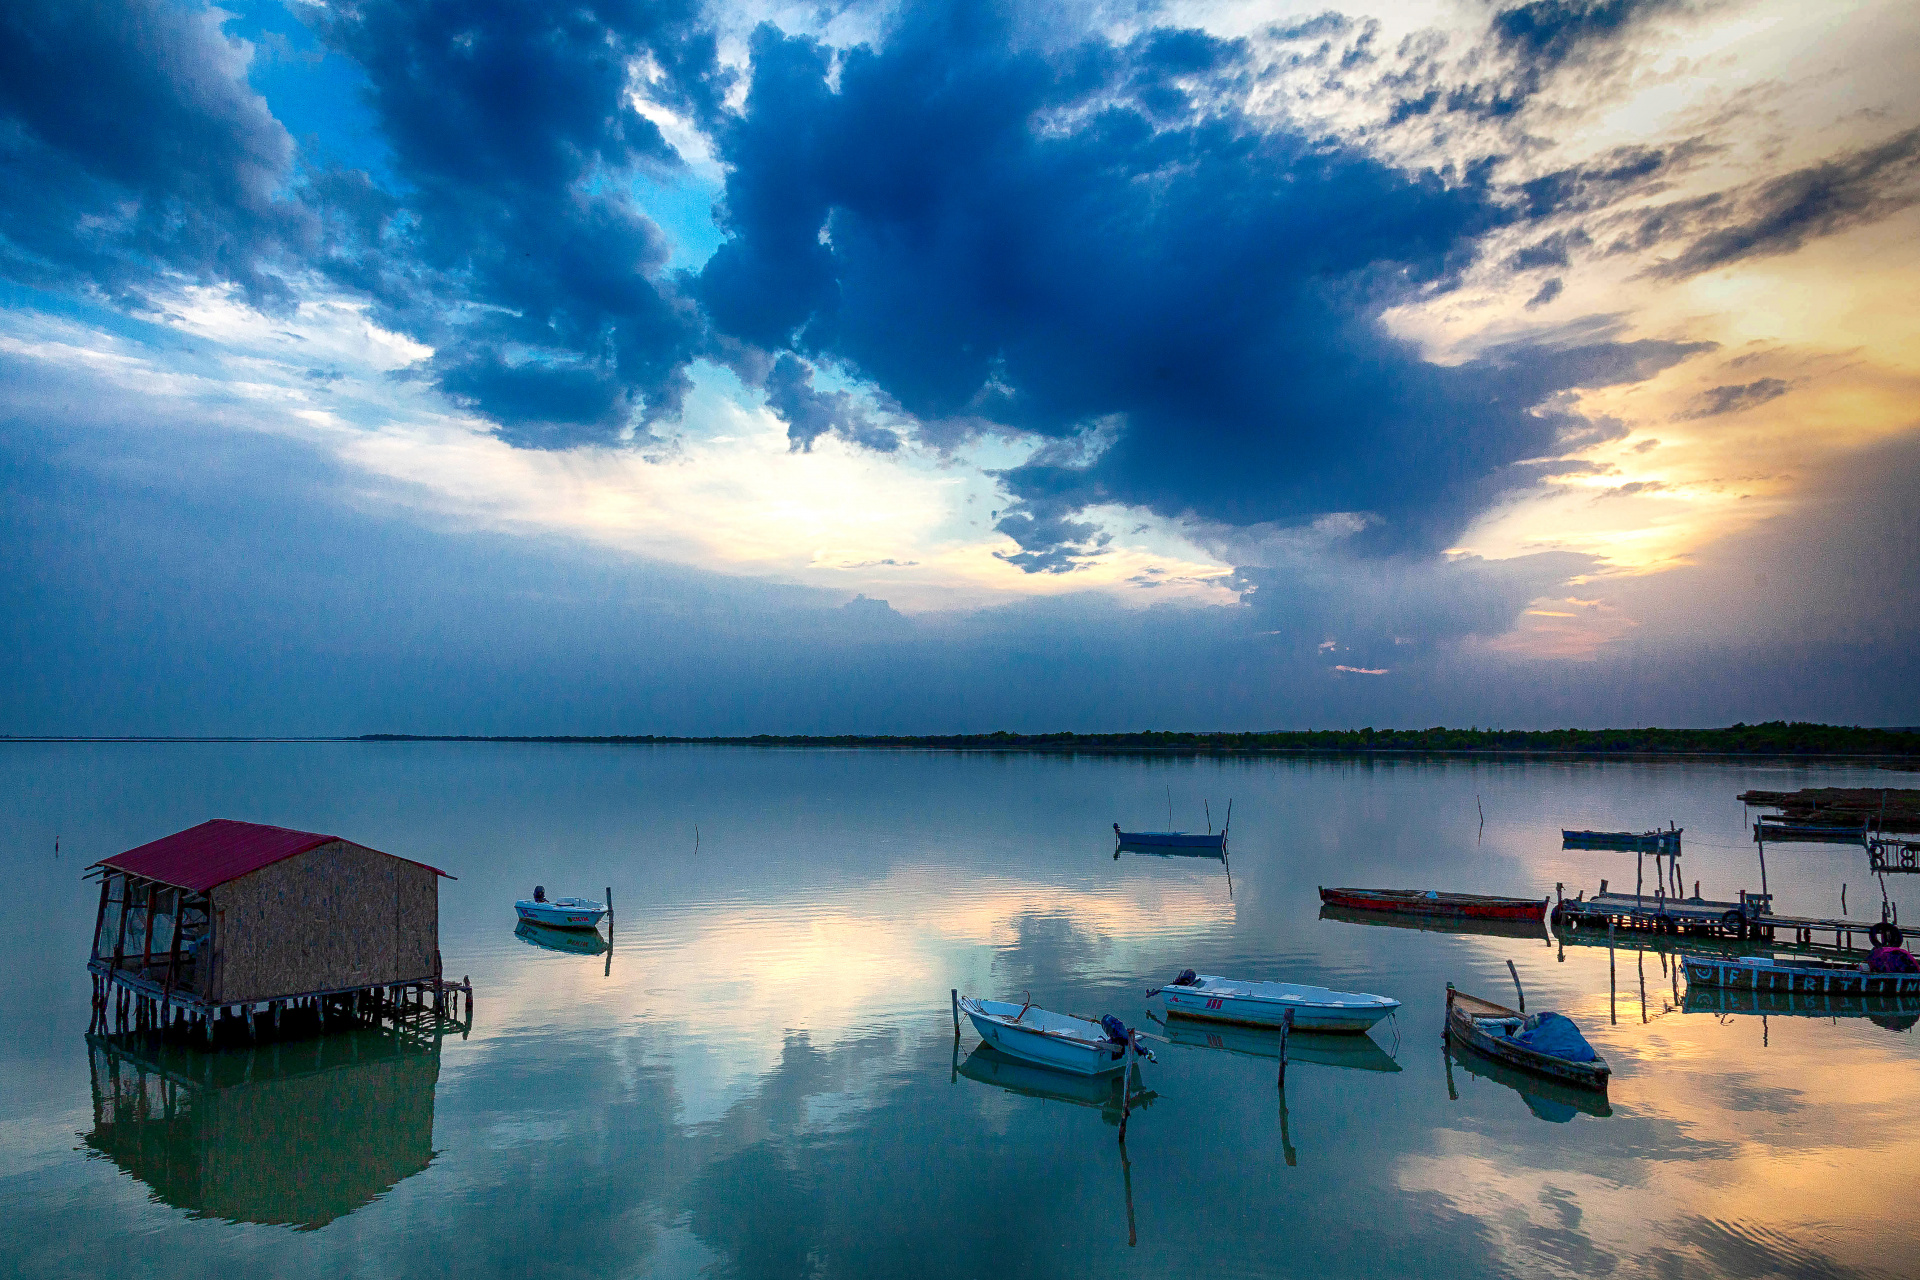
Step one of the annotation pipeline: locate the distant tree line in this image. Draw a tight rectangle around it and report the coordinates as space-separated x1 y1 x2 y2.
361 722 1920 756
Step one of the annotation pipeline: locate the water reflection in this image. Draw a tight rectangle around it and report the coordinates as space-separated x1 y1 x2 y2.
1443 1040 1614 1122
82 1027 440 1229
955 1042 1156 1125
1682 983 1920 1031
515 918 610 956
1320 903 1550 943
1154 1014 1402 1072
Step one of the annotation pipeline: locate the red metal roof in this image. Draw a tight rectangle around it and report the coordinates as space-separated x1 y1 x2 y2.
89 819 452 892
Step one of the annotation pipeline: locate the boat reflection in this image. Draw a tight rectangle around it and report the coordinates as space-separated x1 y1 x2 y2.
1682 983 1920 1031
956 1042 1156 1125
1444 1041 1613 1123
82 1026 440 1229
1157 1012 1402 1072
515 918 610 956
1319 903 1549 942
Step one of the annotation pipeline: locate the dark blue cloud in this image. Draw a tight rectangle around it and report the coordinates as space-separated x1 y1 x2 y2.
0 0 309 306
697 2 1704 563
303 0 726 445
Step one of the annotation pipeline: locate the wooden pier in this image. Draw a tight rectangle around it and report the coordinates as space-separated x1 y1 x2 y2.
1551 883 1890 952
1739 787 1920 835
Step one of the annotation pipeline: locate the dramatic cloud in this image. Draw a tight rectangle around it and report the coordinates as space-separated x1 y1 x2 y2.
697 4 1707 568
303 0 725 445
0 0 309 305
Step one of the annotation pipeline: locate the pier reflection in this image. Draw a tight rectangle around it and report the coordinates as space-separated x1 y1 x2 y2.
82 1026 440 1229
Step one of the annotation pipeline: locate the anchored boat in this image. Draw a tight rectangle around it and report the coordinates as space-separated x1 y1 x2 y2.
514 887 608 930
1562 827 1682 852
958 996 1154 1076
1320 887 1547 922
1150 970 1399 1034
1444 985 1609 1092
1681 951 1920 997
1113 824 1226 853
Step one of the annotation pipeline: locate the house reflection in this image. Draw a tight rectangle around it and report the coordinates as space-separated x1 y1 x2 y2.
83 1025 440 1230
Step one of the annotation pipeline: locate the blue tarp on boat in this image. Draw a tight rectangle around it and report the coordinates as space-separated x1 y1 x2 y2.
1514 1012 1598 1063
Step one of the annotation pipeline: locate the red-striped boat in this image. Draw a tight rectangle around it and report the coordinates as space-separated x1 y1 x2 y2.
1318 887 1547 922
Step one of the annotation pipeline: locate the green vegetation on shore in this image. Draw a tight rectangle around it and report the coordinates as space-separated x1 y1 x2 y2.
362 722 1920 757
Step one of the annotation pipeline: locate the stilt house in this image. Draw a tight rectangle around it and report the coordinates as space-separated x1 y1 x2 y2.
86 820 455 1034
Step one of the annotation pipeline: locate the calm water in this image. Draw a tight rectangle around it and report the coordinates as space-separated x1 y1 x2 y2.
3 743 1916 1279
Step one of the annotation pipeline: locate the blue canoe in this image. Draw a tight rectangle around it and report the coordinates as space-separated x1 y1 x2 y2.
1114 824 1227 853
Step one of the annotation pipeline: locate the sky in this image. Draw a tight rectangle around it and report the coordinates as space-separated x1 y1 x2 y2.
1 0 1916 734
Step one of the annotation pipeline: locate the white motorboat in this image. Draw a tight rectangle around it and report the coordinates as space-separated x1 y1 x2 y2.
958 996 1138 1075
514 889 608 930
1152 970 1400 1034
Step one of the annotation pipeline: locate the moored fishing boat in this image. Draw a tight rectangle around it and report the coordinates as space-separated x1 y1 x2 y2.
958 996 1153 1075
1150 970 1399 1034
514 887 608 930
1319 887 1547 922
1113 825 1226 852
1681 952 1920 997
1562 827 1682 852
1444 985 1609 1092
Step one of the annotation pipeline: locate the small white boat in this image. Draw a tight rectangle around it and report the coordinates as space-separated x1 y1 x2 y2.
514 890 608 930
958 996 1135 1075
1152 971 1400 1034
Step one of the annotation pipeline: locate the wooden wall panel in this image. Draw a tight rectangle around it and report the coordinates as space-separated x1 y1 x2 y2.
209 842 440 1004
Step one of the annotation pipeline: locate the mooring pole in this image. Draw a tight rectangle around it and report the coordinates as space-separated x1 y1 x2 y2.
1608 920 1617 1025
951 989 960 1039
1506 960 1525 1013
1277 1007 1293 1088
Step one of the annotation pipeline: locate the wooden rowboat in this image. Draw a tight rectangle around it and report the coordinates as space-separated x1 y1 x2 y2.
1320 887 1547 922
1444 986 1609 1092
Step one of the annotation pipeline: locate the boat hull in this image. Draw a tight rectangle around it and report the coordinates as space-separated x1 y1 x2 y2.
1682 955 1920 997
1160 986 1395 1034
1562 829 1681 852
1444 989 1609 1092
961 1001 1128 1076
1160 1016 1401 1070
1115 830 1227 851
1320 887 1547 922
514 901 607 930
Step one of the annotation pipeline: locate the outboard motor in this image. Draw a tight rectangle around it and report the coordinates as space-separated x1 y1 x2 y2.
534 885 547 903
1174 968 1198 986
1101 1014 1131 1044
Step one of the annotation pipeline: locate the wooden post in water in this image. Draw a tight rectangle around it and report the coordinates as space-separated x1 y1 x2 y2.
1608 920 1617 1025
1506 960 1525 1013
1277 1007 1293 1088
604 886 615 981
951 989 960 1039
